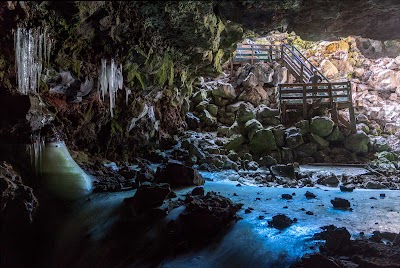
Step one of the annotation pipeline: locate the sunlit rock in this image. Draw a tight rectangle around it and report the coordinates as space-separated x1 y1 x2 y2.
344 131 371 154
319 59 338 79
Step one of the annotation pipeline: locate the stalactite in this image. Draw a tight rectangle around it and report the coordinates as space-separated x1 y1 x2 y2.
98 58 124 117
14 27 52 95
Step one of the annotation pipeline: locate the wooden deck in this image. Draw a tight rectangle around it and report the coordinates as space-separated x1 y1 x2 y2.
278 82 356 132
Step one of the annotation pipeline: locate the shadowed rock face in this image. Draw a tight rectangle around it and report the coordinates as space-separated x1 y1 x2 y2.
217 0 400 41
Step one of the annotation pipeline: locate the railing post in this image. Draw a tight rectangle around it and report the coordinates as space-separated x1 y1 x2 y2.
300 64 304 83
348 81 357 133
269 45 272 61
302 84 307 119
251 45 254 65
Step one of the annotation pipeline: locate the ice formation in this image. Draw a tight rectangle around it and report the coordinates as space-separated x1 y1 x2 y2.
98 59 124 117
29 134 45 177
14 27 52 95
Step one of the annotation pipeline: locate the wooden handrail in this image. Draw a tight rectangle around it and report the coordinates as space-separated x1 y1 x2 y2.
289 45 329 82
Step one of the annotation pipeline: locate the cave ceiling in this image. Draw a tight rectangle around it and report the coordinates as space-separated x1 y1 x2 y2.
216 0 400 41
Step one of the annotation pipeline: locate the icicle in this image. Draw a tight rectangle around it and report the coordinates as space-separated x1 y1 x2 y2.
29 133 44 177
14 27 52 95
125 88 131 106
99 58 124 117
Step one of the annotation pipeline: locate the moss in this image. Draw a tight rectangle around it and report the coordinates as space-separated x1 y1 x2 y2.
214 49 224 73
125 62 145 90
71 59 82 77
156 52 174 87
111 119 123 136
39 80 49 93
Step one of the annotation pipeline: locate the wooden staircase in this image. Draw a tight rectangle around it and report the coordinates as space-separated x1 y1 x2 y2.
231 42 356 132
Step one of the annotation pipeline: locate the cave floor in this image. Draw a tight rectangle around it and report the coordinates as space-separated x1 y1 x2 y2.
49 171 400 268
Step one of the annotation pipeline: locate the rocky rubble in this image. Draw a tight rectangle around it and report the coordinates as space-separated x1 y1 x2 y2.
293 226 400 268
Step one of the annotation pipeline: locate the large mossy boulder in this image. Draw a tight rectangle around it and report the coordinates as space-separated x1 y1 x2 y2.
344 131 370 154
310 116 335 137
236 102 255 124
272 125 285 147
308 133 330 149
244 119 263 139
325 125 344 142
295 120 310 135
249 128 277 154
223 134 246 151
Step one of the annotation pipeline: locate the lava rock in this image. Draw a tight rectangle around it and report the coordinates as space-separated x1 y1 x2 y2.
340 184 355 192
191 186 205 196
125 182 171 214
330 197 351 209
268 214 295 230
305 191 316 199
181 191 242 237
326 227 351 252
281 193 293 200
155 161 205 186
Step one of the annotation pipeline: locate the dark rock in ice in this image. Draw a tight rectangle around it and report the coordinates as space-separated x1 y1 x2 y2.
281 193 293 200
340 184 355 192
191 186 204 196
330 197 351 209
268 214 295 230
305 191 316 199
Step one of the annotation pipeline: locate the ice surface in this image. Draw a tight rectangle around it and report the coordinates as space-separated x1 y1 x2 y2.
41 142 92 200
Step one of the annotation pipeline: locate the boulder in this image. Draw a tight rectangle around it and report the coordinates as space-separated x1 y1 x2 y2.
295 143 318 158
325 125 344 142
326 227 351 252
249 128 277 154
244 119 263 140
258 105 280 118
330 197 351 209
236 102 255 124
223 134 246 151
199 109 217 127
310 116 335 137
268 214 296 230
286 132 304 149
242 72 258 88
371 136 391 152
295 120 310 135
191 89 208 104
125 182 171 214
272 125 285 147
155 162 205 186
212 81 237 99
238 86 268 107
253 62 274 85
320 59 338 78
308 133 330 149
181 191 242 237
344 131 370 154
207 104 218 117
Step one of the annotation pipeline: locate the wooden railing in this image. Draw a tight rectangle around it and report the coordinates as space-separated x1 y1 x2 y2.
232 43 329 83
232 44 281 64
281 44 329 83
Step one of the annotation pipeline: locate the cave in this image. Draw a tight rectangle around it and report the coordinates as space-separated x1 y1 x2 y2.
1 1 400 268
